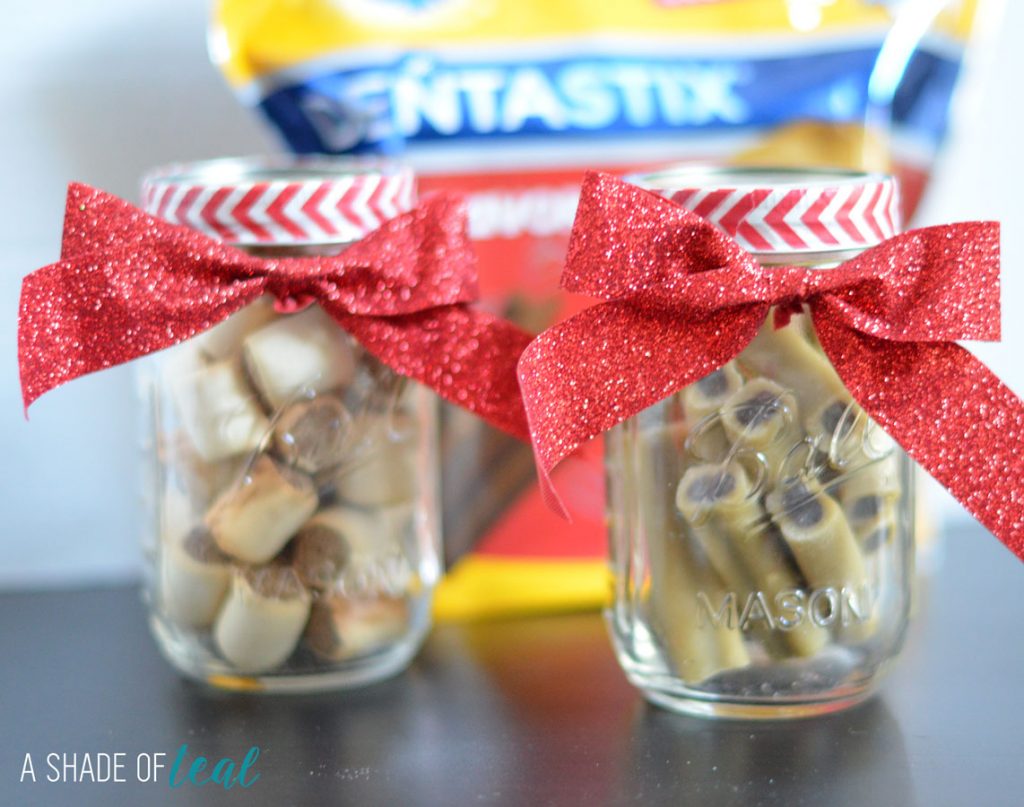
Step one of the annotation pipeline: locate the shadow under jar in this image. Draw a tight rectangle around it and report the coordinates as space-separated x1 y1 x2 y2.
139 158 440 692
605 167 914 719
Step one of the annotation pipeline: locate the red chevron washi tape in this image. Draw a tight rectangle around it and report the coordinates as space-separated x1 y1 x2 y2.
141 158 416 246
634 167 901 255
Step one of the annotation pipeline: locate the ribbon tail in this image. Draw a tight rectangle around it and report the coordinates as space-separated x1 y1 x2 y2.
815 314 1024 560
18 258 265 411
331 305 533 442
518 300 767 518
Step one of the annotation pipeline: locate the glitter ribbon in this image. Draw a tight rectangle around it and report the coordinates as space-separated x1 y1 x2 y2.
19 183 531 440
518 172 1024 560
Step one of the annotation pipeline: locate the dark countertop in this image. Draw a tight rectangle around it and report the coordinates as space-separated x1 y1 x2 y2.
2 525 1022 807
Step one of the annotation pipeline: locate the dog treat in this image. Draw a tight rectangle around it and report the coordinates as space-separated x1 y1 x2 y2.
770 479 884 643
648 525 750 683
795 307 824 346
293 505 413 596
693 563 753 674
273 395 352 474
171 359 270 462
304 596 410 662
684 364 745 422
333 414 419 508
213 565 312 672
839 456 902 552
672 465 755 605
336 506 414 597
739 314 853 432
673 463 790 661
340 356 405 414
290 510 352 592
165 431 246 504
637 425 749 683
160 527 232 629
197 297 277 362
206 454 319 564
741 315 880 472
767 479 866 591
323 506 408 559
825 408 896 465
159 482 197 546
242 305 357 410
804 399 857 449
685 514 757 607
681 363 745 461
676 463 829 657
719 378 799 489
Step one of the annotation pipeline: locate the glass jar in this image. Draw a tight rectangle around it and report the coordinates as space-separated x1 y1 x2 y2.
138 158 440 692
605 167 914 718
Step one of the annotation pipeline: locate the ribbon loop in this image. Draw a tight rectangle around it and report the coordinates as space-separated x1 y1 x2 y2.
563 171 759 300
814 223 1002 343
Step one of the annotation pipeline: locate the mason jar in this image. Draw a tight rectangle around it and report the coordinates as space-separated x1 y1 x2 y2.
138 158 440 692
605 167 914 718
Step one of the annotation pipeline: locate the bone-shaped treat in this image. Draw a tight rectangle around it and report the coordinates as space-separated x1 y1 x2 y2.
197 297 277 362
304 596 410 662
681 362 745 461
213 565 312 673
243 305 357 410
160 527 231 629
171 358 270 463
205 454 319 564
273 395 353 474
332 414 419 508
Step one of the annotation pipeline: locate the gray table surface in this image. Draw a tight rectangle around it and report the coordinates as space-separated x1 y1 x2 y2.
1 524 1021 807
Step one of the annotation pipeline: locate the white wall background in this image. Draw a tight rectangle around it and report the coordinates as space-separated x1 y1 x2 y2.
1 1 1021 588
0 1 273 587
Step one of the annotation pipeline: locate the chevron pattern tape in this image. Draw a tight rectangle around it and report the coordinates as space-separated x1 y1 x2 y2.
647 173 900 254
142 166 416 246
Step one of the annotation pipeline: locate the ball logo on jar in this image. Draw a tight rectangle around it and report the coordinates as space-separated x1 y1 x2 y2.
683 389 896 503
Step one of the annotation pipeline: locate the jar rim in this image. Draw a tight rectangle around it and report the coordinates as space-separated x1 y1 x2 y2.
142 154 410 187
625 163 900 258
628 164 891 192
140 155 416 248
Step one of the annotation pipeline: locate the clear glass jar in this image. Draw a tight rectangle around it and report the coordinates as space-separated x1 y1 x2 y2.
138 158 440 692
606 168 914 718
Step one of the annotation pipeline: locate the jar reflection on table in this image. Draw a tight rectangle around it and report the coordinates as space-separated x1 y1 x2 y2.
605 167 914 718
139 159 441 692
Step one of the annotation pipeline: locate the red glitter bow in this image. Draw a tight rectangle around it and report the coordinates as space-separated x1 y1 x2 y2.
19 183 531 440
518 172 1024 560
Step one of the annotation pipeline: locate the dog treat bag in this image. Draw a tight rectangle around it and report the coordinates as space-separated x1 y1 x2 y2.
211 0 993 619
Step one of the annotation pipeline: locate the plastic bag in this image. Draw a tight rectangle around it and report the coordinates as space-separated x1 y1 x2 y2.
211 0 992 618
